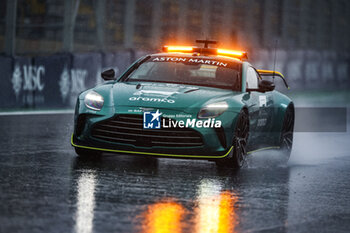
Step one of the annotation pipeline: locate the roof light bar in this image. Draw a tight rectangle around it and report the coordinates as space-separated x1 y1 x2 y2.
162 45 248 60
217 49 247 59
163 46 193 52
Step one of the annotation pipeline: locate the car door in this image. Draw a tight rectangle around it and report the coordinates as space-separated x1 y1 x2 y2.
243 66 274 149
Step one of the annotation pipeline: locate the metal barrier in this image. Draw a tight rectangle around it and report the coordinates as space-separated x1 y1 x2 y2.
1 51 132 109
0 50 349 109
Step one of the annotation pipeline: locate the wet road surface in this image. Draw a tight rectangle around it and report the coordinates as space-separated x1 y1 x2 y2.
0 111 350 233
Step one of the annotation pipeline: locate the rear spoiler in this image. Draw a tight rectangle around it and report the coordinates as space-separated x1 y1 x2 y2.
257 69 289 89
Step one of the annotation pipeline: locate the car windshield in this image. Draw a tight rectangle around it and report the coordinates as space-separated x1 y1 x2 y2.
125 56 241 90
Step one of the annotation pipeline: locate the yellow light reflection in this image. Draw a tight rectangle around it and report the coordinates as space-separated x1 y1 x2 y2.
218 192 238 233
195 179 238 233
141 200 185 233
138 180 238 233
74 171 97 233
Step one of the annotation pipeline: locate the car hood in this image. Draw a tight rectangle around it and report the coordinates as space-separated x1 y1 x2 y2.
97 82 238 112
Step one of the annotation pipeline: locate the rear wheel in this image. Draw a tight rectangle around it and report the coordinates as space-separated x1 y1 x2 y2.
216 110 249 169
74 147 101 158
279 105 294 161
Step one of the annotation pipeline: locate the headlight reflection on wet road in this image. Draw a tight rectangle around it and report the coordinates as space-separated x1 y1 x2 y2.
74 170 97 233
195 179 238 233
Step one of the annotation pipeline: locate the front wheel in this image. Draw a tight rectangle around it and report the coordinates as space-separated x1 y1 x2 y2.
216 110 249 169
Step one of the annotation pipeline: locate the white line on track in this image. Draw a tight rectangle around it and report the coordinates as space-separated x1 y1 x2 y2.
0 110 74 116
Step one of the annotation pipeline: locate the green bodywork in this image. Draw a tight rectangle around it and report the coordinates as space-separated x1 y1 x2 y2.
72 53 293 159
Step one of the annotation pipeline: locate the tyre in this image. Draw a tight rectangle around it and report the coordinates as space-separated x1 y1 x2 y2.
74 147 101 158
279 104 294 161
216 109 249 169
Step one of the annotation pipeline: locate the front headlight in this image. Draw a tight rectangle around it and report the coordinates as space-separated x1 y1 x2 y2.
198 101 228 119
84 91 104 111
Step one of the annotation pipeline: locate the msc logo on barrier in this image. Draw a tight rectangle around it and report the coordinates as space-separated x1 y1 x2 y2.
12 64 45 98
59 66 88 105
143 110 162 129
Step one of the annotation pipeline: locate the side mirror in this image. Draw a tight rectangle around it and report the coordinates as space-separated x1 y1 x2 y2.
259 80 275 92
101 69 116 81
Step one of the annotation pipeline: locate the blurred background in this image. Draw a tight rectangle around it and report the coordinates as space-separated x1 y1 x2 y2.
0 0 349 109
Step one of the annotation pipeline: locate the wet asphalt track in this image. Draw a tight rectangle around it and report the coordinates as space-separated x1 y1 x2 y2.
0 104 350 232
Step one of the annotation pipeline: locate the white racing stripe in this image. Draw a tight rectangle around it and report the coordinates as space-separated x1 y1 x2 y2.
0 109 74 116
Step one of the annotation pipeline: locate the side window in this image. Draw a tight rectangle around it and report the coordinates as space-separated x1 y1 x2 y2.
246 67 259 89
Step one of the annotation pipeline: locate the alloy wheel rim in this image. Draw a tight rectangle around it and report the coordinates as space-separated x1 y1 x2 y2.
235 112 249 166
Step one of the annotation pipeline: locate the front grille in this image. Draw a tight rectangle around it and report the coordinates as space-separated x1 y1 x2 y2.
91 114 204 147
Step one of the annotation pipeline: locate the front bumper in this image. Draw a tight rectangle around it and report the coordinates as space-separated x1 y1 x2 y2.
72 104 237 159
71 133 233 159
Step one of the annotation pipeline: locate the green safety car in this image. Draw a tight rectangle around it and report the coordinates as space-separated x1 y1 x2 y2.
71 40 294 169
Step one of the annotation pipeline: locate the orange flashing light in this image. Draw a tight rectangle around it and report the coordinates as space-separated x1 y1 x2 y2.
217 49 248 59
217 49 243 57
162 45 247 60
164 46 193 52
